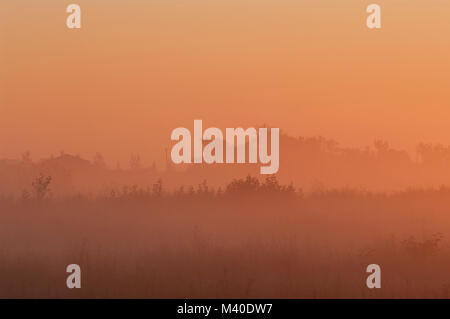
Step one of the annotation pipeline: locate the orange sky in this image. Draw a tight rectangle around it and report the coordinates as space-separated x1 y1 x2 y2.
1 0 450 166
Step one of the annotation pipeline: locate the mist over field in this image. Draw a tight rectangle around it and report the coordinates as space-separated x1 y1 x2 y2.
2 0 450 299
2 136 450 298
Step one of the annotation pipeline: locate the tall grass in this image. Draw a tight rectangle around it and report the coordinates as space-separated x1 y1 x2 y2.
1 176 450 298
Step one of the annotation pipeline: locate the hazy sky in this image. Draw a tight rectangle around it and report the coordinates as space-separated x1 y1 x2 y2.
1 0 450 166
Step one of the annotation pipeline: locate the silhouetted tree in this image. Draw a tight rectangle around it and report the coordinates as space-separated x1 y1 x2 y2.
93 152 107 168
21 151 32 164
32 174 52 200
153 178 163 197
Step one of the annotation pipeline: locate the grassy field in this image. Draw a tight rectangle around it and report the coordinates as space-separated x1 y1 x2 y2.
1 177 450 298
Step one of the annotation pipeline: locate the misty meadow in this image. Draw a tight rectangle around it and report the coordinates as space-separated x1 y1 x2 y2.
2 136 450 298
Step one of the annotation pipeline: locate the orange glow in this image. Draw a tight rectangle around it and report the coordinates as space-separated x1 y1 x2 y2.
1 1 450 169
